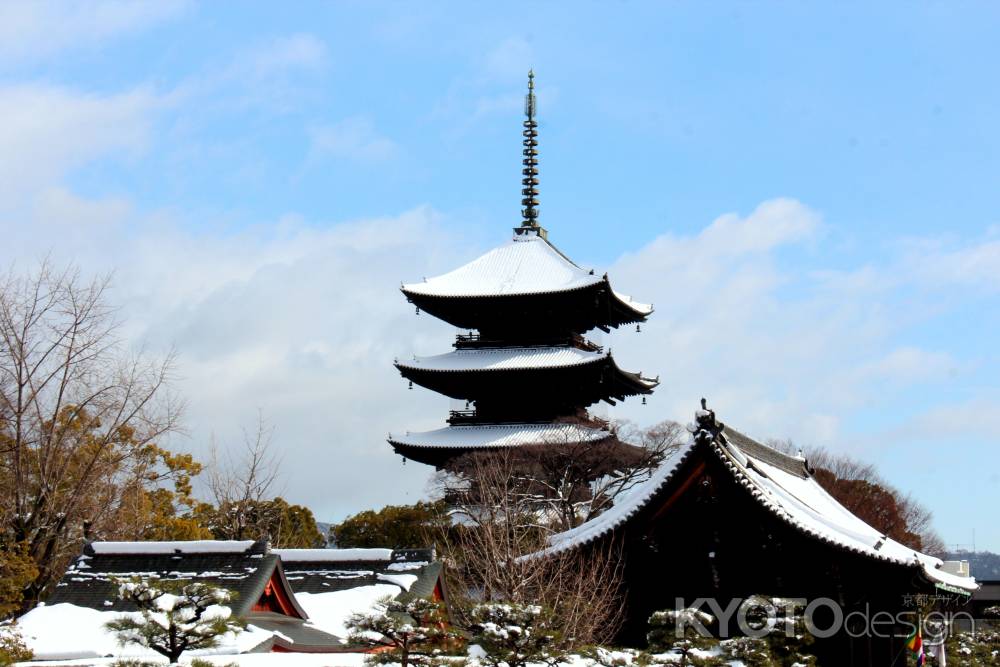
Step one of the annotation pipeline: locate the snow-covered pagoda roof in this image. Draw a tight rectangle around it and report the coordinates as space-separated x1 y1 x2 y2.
395 345 649 378
389 422 613 450
537 407 978 593
402 231 651 314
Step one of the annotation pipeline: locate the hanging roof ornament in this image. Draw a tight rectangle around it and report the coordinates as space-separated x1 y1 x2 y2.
518 69 543 237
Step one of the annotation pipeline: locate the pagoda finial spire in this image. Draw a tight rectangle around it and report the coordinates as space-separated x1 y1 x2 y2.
520 69 540 229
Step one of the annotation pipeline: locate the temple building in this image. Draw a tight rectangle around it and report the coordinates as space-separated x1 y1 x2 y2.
21 541 445 659
537 401 978 663
390 71 657 468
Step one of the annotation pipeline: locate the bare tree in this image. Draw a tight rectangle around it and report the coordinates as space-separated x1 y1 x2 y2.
435 451 625 648
0 261 182 610
202 412 284 541
442 419 684 533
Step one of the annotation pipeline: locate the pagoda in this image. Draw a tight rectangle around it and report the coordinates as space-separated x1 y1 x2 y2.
389 72 657 468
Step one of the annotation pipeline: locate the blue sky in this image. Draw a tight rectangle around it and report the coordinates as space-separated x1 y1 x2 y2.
2 1 998 552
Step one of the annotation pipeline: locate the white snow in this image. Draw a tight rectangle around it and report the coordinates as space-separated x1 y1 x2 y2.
16 602 271 661
273 548 393 562
90 541 257 555
296 584 403 640
386 561 428 571
719 441 978 591
397 346 607 372
376 573 419 590
401 232 652 316
402 232 602 298
389 422 613 449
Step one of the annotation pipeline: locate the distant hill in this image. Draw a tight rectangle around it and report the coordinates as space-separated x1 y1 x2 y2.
316 521 333 547
945 550 1000 580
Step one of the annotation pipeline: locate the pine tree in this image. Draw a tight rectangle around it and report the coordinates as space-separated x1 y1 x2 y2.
467 602 564 667
346 595 457 667
105 579 245 663
646 607 725 667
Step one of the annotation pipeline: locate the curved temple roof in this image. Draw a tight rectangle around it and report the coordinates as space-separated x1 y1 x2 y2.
536 412 978 593
388 422 613 450
402 231 651 316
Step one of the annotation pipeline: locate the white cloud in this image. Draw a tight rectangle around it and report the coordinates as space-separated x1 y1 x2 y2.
603 198 974 454
308 117 398 163
0 0 190 65
4 181 996 532
249 33 328 76
0 84 160 203
1 198 479 522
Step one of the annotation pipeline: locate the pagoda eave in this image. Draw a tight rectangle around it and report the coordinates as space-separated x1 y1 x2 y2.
402 280 650 335
395 355 657 405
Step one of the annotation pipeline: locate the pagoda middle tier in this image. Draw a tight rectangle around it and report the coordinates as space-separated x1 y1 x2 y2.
395 344 657 422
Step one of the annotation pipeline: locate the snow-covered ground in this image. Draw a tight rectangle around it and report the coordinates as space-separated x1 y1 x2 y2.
15 580 405 663
17 654 370 666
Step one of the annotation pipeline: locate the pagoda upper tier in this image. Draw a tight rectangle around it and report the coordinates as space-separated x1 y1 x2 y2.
401 229 652 338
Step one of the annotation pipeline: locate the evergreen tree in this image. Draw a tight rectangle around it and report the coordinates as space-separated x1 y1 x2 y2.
0 623 32 666
647 607 724 667
467 602 564 667
346 595 457 667
105 579 245 664
332 500 450 549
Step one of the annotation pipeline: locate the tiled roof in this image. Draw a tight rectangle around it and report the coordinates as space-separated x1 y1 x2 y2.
49 543 284 617
279 548 439 598
537 409 979 593
388 422 614 449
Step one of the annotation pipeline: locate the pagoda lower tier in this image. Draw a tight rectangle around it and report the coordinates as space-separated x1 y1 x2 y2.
388 421 622 469
395 345 657 417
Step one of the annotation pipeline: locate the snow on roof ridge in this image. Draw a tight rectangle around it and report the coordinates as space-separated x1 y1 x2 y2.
89 540 258 555
712 436 978 592
272 548 394 562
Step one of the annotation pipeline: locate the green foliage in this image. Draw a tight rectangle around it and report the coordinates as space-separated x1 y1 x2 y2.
946 629 1000 666
197 496 324 547
646 598 820 667
347 595 459 667
109 660 162 667
646 608 724 666
105 578 245 663
0 543 38 619
0 623 33 666
333 500 450 549
467 602 564 667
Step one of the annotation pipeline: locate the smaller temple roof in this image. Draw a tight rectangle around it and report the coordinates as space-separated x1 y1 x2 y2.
389 422 613 449
402 231 651 315
50 539 305 619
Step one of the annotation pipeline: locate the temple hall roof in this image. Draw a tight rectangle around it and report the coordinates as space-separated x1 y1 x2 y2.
536 405 978 593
